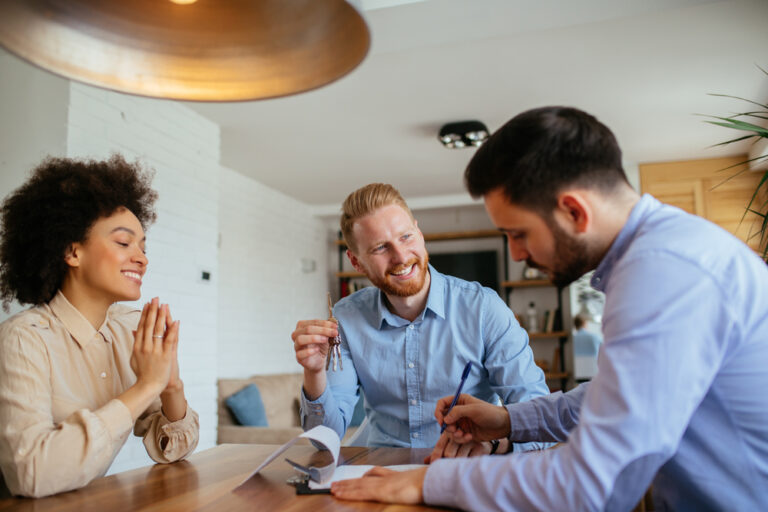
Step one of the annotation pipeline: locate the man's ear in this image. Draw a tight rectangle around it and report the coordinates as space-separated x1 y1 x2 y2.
555 192 591 234
347 249 364 273
64 243 81 268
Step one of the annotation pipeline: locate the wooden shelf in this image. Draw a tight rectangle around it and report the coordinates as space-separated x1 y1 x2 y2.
502 279 553 288
334 229 502 246
544 371 568 380
336 271 367 278
529 331 568 339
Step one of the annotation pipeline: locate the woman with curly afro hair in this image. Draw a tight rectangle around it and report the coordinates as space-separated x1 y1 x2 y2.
0 155 199 498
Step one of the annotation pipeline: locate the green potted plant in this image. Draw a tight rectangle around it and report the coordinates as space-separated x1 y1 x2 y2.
703 67 768 260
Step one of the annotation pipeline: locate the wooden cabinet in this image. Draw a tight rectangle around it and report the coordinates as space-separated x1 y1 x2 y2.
639 156 764 252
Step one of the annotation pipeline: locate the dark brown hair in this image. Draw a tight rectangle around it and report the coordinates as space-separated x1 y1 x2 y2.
0 155 157 308
465 106 630 215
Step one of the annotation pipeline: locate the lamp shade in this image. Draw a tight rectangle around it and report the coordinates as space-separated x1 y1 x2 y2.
0 0 370 102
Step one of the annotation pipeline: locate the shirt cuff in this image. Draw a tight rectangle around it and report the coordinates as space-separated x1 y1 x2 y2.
422 458 466 509
145 407 200 462
506 399 544 442
300 387 327 428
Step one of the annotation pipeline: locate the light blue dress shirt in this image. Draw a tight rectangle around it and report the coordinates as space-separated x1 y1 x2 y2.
573 328 602 357
423 194 768 511
301 265 550 449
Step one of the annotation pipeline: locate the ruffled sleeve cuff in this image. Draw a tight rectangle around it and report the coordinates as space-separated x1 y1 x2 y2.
142 406 199 463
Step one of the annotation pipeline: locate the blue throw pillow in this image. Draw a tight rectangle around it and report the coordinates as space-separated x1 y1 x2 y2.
225 383 268 427
349 395 366 427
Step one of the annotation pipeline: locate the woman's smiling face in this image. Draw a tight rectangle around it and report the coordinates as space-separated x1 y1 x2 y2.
66 207 148 303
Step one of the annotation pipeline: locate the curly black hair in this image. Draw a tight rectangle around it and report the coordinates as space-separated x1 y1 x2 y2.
0 155 157 309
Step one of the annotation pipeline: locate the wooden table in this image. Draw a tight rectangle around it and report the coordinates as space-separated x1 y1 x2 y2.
0 444 451 512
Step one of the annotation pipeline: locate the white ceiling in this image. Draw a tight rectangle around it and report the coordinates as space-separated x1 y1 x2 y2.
185 0 768 211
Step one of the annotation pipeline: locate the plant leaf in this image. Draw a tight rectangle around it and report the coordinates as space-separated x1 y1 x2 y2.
709 134 754 147
704 117 768 136
707 93 768 111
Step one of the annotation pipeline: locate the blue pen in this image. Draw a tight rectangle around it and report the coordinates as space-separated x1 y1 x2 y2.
440 361 473 433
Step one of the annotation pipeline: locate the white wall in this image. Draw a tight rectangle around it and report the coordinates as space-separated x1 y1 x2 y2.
0 50 69 194
217 167 329 377
0 50 70 319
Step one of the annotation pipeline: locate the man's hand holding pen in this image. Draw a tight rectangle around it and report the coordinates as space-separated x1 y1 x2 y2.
435 393 512 443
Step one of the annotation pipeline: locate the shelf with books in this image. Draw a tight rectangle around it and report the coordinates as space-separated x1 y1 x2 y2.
529 331 568 340
501 279 552 288
336 271 366 279
505 279 569 391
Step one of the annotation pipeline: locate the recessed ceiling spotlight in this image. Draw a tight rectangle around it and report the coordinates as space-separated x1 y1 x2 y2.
438 120 489 149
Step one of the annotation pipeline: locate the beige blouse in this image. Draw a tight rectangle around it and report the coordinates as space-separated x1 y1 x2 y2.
0 292 199 498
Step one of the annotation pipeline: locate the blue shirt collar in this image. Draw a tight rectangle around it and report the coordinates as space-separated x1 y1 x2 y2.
591 194 659 292
376 264 447 328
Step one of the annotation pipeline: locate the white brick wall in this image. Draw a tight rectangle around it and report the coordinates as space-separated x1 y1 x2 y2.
218 167 330 377
66 83 219 473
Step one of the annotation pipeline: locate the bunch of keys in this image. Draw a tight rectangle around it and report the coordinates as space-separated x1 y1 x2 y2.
326 292 342 372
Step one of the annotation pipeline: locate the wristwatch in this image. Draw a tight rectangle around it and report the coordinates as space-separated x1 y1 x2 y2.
489 439 500 454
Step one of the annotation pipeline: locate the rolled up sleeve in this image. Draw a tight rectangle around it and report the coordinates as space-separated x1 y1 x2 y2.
136 403 199 463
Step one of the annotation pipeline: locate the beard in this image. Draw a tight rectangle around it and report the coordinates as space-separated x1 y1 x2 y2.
367 255 429 297
528 221 599 288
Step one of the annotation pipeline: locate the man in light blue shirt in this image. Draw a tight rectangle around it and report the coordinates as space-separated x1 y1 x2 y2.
572 314 602 381
331 107 768 510
291 183 550 456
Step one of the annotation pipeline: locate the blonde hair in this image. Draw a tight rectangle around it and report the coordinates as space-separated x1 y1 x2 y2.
340 183 414 253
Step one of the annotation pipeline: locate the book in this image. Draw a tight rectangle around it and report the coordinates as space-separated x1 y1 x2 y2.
545 309 556 332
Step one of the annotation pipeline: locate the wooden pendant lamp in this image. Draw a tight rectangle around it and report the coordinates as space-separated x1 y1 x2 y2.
0 0 370 101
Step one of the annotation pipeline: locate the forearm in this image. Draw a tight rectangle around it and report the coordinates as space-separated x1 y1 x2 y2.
117 381 164 422
303 368 326 401
160 381 187 422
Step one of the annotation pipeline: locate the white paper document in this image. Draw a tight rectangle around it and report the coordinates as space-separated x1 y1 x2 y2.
241 425 341 485
239 425 425 488
307 463 426 490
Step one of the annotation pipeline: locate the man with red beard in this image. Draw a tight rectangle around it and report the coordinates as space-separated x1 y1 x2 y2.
292 183 550 455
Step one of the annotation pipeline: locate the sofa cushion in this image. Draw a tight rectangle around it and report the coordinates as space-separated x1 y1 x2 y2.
350 395 365 427
218 373 304 428
225 383 268 426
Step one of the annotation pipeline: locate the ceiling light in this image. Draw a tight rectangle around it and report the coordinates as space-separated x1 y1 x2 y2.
438 120 489 149
0 0 370 102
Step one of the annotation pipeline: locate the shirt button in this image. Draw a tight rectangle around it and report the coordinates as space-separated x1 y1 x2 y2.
412 432 419 438
408 362 414 368
408 325 414 330
100 372 107 379
410 399 417 406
